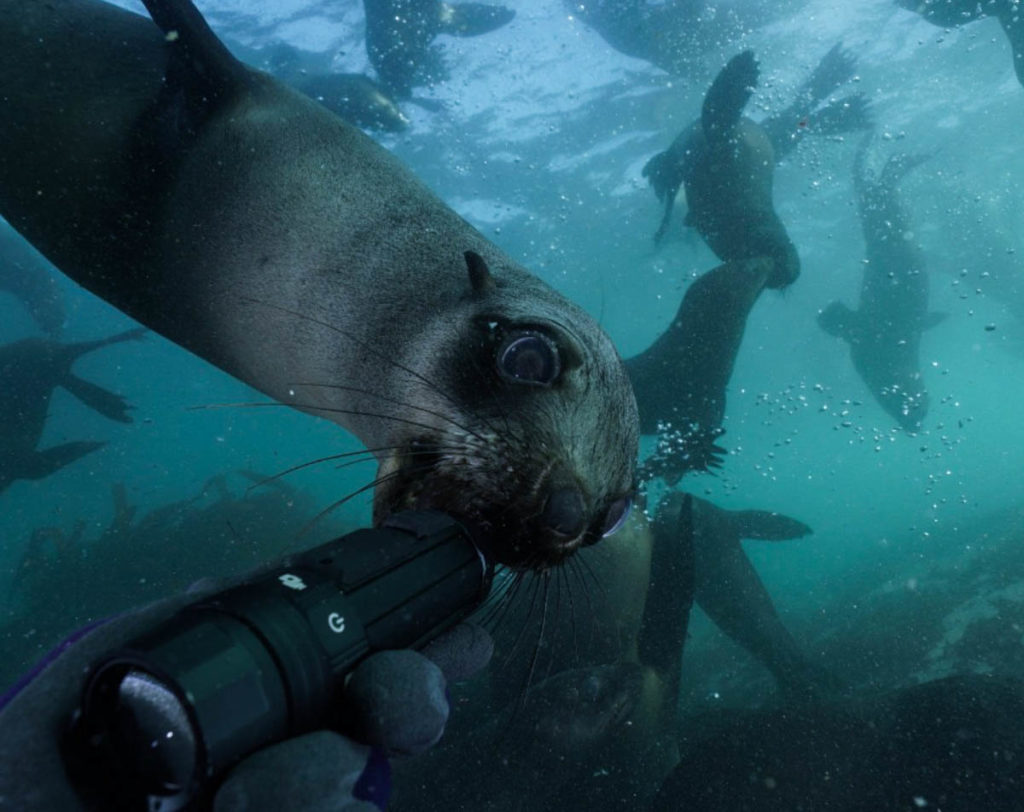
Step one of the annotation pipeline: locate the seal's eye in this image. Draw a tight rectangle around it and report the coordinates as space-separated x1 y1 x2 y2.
599 495 632 538
497 332 560 386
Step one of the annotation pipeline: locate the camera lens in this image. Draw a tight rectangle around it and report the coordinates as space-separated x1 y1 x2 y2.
109 670 196 795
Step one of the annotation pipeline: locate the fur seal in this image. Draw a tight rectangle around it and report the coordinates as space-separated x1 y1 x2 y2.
0 328 143 494
818 136 943 433
627 257 773 478
642 47 870 285
363 0 515 98
899 0 1024 89
0 0 638 570
642 50 800 289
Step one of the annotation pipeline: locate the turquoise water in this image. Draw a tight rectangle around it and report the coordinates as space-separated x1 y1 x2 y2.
2 0 1024 805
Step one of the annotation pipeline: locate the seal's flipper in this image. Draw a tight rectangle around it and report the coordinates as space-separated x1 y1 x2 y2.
728 509 812 541
20 441 106 481
701 50 758 143
438 2 515 37
64 327 146 363
61 375 134 424
140 0 253 142
817 301 856 342
799 41 857 106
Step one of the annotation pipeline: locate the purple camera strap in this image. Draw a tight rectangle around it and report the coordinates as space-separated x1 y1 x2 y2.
0 615 113 713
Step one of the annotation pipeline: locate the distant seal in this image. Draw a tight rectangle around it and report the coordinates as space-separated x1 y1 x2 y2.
0 0 638 570
818 136 943 433
642 50 800 289
642 47 871 286
0 328 143 494
230 41 410 132
899 0 1024 89
289 72 410 132
364 0 515 98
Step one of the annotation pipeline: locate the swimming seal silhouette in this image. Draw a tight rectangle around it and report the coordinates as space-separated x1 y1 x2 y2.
819 136 944 433
0 328 143 494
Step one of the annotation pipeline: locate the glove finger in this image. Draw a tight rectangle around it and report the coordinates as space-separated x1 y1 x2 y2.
213 730 382 812
420 621 493 683
344 650 448 757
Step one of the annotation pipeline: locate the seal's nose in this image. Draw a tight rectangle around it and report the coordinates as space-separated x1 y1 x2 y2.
542 487 587 538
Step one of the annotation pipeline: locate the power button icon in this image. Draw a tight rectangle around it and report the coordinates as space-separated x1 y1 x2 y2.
327 612 346 634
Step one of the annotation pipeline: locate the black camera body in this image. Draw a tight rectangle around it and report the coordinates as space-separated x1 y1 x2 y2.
65 510 492 811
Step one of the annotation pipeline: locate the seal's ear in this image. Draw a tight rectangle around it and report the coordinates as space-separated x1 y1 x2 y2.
465 251 497 295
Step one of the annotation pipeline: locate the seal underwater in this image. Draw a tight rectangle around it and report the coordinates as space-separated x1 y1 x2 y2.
0 328 143 494
642 50 800 289
363 0 516 99
818 136 943 433
0 0 639 570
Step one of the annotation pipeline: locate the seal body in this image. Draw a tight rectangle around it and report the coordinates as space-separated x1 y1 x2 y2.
0 0 638 569
818 139 942 433
642 51 799 288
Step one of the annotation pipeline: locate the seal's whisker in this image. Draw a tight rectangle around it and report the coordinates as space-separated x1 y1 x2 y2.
559 561 580 666
291 461 434 545
332 445 466 472
567 555 598 655
478 572 529 647
288 381 488 443
499 571 544 674
236 297 467 415
244 445 408 493
188 400 462 438
517 571 552 709
576 547 607 600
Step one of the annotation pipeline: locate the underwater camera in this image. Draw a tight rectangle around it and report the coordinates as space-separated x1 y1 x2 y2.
63 510 493 811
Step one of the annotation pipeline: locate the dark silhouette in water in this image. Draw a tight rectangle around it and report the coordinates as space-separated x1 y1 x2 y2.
363 0 515 99
643 45 870 270
0 226 65 337
690 496 839 700
0 328 143 494
565 0 801 76
657 674 1024 811
627 257 772 477
819 136 943 433
899 0 1024 90
232 41 410 132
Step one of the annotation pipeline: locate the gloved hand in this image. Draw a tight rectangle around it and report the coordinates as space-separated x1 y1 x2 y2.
0 592 492 812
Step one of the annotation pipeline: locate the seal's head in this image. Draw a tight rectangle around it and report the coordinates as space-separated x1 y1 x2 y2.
373 251 639 571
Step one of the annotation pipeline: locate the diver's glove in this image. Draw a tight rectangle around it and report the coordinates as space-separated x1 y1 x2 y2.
0 592 492 812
